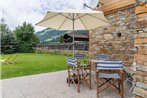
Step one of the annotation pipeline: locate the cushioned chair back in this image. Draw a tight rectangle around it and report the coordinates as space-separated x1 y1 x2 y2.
66 58 77 67
96 54 110 60
74 54 84 60
96 60 123 70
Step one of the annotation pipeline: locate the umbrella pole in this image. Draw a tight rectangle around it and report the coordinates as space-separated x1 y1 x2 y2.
72 13 75 57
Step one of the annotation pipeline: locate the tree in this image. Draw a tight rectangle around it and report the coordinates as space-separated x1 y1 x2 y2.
0 18 18 54
14 22 39 53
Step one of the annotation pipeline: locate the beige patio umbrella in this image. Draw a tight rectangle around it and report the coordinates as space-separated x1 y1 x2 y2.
36 10 109 56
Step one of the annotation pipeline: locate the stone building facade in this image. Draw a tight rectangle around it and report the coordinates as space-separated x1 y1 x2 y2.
89 8 137 66
89 1 147 97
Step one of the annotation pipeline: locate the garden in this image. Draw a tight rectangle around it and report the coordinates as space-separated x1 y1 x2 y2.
0 19 68 79
1 53 67 79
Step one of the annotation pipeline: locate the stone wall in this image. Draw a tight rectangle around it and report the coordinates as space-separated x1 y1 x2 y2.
89 8 137 66
132 8 147 97
133 24 147 97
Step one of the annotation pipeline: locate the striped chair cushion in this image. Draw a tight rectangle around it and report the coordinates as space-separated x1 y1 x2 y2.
66 58 77 67
97 67 123 70
96 60 123 70
96 54 110 60
74 54 84 60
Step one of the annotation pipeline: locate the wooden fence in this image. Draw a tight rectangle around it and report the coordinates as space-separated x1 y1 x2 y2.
35 42 89 51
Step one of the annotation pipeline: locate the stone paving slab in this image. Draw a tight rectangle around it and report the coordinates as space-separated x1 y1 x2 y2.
1 70 135 98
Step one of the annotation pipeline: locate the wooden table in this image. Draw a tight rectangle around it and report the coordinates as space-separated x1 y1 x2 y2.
89 59 99 71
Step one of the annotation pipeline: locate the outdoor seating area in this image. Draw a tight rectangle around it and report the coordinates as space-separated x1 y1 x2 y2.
1 0 147 98
1 53 135 98
66 54 125 98
1 70 134 98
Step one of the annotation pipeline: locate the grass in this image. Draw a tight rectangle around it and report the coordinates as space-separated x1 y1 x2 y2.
1 53 67 79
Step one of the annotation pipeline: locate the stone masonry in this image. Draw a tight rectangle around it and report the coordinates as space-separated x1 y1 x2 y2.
89 8 137 66
133 21 147 98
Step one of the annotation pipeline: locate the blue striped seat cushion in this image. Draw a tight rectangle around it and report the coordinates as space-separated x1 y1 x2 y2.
99 73 120 79
74 54 84 59
97 67 123 70
69 69 88 74
97 60 123 69
66 58 77 66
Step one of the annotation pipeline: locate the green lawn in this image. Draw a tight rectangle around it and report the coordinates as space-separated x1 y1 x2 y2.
1 53 67 79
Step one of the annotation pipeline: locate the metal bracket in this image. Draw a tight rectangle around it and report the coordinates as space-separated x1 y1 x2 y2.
83 1 104 10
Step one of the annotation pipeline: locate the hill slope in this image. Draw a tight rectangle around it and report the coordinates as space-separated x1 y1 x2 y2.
35 28 65 42
35 28 88 43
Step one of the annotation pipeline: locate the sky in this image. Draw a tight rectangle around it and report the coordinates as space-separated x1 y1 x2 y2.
1 0 95 32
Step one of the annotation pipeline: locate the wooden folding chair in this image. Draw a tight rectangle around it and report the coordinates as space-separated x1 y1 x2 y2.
74 54 84 60
66 58 91 93
95 60 124 98
96 54 110 60
7 54 18 64
74 54 86 64
1 56 12 64
1 55 18 64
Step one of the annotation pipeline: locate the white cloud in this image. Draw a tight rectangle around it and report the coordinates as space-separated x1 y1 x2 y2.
1 0 93 32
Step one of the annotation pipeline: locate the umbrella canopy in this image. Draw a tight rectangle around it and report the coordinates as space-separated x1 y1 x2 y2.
36 10 110 56
36 10 109 30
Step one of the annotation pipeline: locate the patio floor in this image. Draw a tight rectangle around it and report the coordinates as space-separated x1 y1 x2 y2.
1 70 134 98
